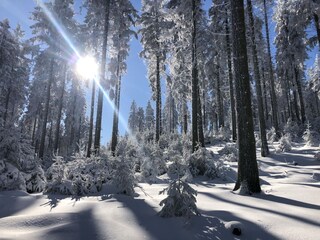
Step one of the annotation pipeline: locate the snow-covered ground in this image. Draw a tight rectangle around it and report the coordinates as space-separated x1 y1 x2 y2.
0 143 319 240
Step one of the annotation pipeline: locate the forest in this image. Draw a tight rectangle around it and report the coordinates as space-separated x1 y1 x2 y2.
0 0 320 239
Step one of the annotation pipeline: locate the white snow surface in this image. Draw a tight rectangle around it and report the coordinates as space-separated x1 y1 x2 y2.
0 143 319 240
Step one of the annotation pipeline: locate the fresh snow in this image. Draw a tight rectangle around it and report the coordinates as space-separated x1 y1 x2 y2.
1 143 319 240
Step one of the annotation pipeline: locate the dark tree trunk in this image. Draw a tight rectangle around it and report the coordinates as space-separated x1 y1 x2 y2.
294 67 306 124
198 87 205 147
87 80 96 158
247 0 269 157
111 53 122 156
183 99 188 134
226 9 237 142
231 0 261 193
39 57 55 159
314 13 320 47
191 0 199 152
216 64 224 128
155 55 162 142
263 0 280 138
261 66 269 123
54 64 67 154
94 0 111 154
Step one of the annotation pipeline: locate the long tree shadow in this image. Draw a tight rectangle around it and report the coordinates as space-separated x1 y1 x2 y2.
41 193 81 210
0 191 37 218
200 209 280 240
198 191 320 227
112 194 227 240
41 207 103 240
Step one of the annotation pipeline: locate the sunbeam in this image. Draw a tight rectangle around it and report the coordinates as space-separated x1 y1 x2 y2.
34 0 137 147
34 0 80 58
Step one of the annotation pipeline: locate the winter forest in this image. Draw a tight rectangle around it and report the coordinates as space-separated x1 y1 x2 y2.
1 0 320 239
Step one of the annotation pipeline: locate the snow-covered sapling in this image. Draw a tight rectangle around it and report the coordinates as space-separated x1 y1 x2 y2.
112 157 135 196
158 177 200 218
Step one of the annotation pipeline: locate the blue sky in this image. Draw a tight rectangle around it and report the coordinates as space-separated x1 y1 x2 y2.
0 0 317 145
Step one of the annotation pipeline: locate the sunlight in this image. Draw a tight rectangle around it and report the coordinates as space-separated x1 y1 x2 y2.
35 0 137 147
76 56 98 79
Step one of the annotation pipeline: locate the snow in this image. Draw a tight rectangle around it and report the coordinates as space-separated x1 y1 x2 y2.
1 143 320 240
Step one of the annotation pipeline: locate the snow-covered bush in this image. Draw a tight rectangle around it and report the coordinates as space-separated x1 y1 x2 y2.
0 126 45 192
45 155 108 195
218 143 238 162
188 148 229 178
159 178 200 218
205 155 229 179
303 122 317 147
267 127 277 143
284 118 300 141
0 161 26 191
188 148 206 176
112 157 135 196
276 134 292 153
140 144 167 181
167 155 188 177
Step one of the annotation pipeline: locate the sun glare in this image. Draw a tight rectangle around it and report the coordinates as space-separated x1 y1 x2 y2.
76 56 98 79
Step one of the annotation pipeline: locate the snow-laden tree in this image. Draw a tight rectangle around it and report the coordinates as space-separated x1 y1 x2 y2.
0 21 29 128
29 0 77 159
165 0 206 150
163 84 178 133
274 0 309 125
139 0 168 142
109 0 138 155
145 101 155 131
128 100 138 133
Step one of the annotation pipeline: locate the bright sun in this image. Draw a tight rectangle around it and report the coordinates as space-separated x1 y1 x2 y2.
76 56 98 79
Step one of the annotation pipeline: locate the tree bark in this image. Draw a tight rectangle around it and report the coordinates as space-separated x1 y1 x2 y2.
231 0 261 193
247 0 269 157
216 63 224 129
94 0 111 154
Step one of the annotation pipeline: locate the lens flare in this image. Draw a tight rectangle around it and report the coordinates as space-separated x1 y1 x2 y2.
76 56 98 79
35 0 137 146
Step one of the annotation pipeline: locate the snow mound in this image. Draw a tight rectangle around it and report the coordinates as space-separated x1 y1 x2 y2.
224 221 244 236
312 172 320 181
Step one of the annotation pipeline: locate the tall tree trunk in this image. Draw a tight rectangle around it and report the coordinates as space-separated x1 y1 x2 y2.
247 0 269 157
53 64 67 154
39 57 54 159
111 53 122 156
87 80 96 157
216 63 224 128
94 0 111 154
294 66 306 124
314 13 320 47
263 0 280 137
191 0 199 152
226 9 237 142
183 99 188 134
231 0 261 193
155 55 162 142
261 66 269 123
197 87 205 147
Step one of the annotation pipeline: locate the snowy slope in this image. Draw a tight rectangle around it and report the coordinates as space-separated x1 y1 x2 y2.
0 144 319 240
